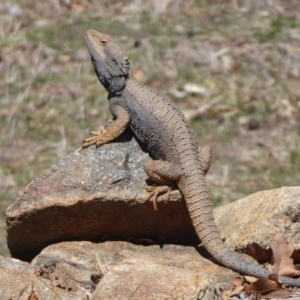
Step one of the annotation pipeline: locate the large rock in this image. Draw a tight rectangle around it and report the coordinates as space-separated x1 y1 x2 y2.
6 130 300 262
4 132 300 298
6 134 198 260
0 239 228 300
0 255 84 299
31 241 229 299
214 186 300 252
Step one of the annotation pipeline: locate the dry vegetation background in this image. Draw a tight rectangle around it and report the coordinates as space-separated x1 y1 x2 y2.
0 0 300 255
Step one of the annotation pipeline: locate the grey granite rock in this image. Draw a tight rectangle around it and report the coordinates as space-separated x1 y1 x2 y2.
6 134 197 260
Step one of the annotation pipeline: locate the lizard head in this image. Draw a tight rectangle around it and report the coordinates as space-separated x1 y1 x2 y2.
85 29 131 95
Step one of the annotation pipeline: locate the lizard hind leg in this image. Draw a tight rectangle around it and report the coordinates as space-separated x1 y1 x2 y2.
144 160 182 211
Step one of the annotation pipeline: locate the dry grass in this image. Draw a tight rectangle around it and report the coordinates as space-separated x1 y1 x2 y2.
0 0 300 255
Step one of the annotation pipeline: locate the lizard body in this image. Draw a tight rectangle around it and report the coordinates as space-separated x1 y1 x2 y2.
83 29 300 287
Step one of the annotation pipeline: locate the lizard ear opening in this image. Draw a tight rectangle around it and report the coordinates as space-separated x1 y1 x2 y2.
122 58 131 73
100 38 108 46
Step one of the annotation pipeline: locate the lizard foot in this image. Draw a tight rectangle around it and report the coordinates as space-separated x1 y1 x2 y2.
145 185 172 211
82 127 106 148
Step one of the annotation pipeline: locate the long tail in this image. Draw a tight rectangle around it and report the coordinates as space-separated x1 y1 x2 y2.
179 170 300 287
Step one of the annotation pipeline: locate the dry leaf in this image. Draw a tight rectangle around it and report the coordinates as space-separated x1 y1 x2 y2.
28 291 39 300
244 275 260 283
269 232 300 277
231 234 300 299
230 276 245 296
232 275 282 298
245 278 278 294
244 242 272 263
230 285 244 297
233 276 244 287
292 249 300 263
261 288 292 299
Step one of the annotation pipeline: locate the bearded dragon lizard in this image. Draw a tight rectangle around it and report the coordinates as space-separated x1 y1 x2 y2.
82 29 300 287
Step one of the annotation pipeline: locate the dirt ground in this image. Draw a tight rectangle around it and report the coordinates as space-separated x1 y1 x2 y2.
0 0 300 256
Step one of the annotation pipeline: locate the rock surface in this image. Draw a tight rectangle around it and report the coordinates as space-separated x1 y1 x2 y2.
0 255 83 299
6 134 197 260
4 131 300 298
214 186 300 252
6 133 300 262
31 241 228 300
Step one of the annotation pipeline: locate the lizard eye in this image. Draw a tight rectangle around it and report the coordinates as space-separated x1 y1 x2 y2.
100 39 107 46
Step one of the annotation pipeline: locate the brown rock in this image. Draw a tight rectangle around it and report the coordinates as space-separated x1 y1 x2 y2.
214 186 300 252
31 241 230 299
6 134 198 260
0 256 84 300
6 129 300 264
50 262 97 293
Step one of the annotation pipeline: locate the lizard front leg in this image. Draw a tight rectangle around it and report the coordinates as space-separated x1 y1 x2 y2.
144 160 182 211
82 106 130 148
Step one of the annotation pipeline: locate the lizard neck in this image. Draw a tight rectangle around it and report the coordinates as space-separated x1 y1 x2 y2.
92 70 127 96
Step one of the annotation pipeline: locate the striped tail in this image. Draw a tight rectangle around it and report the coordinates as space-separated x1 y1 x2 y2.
179 169 300 287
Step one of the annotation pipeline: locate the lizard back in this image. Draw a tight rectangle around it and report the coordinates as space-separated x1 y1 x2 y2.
122 79 201 168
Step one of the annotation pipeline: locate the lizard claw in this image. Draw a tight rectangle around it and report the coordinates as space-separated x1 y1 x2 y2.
82 127 106 148
145 185 172 211
90 127 105 136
